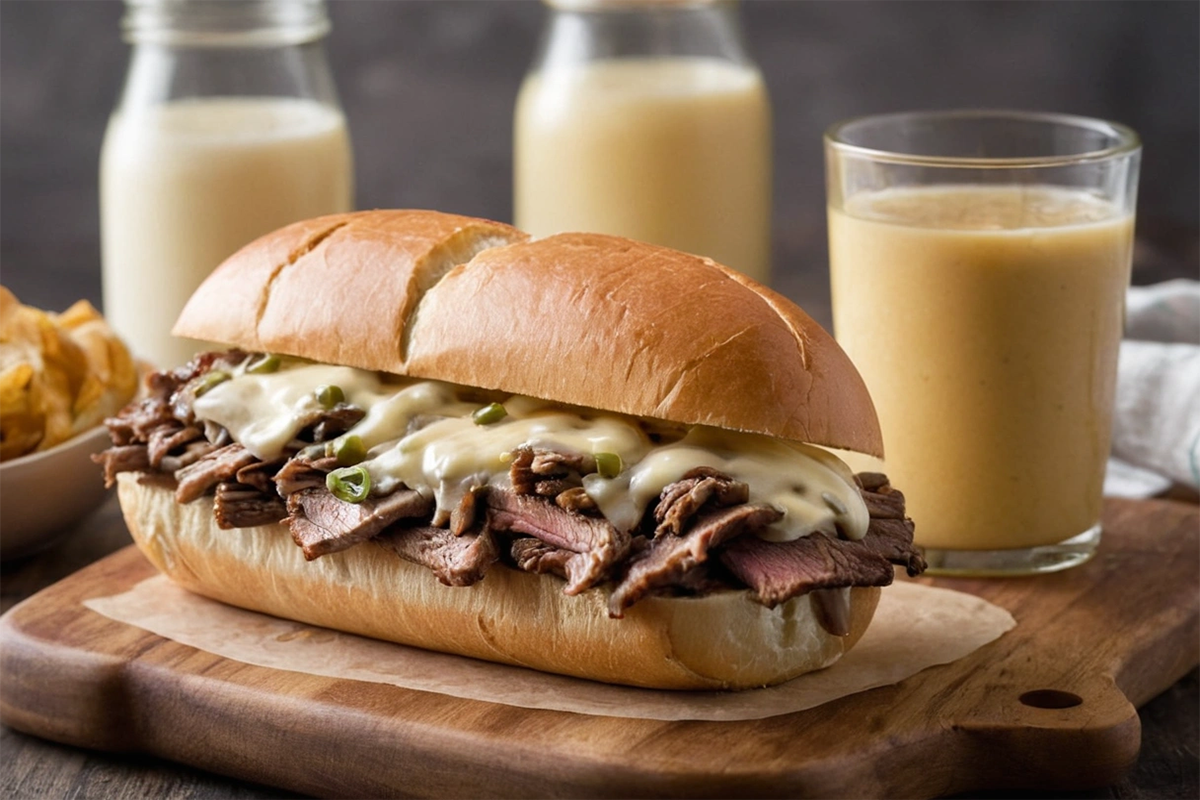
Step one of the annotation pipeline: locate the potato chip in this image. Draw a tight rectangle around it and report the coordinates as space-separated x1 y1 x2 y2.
0 361 44 459
0 286 137 460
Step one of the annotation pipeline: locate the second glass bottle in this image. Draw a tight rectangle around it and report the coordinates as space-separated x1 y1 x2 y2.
514 0 772 284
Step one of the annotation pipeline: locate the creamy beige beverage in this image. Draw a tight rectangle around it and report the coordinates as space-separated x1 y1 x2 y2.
101 97 353 367
830 185 1134 551
515 57 771 283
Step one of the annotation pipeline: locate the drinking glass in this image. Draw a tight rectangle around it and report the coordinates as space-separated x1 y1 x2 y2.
826 110 1140 575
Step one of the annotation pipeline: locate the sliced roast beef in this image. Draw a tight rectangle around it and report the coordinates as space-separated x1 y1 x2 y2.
655 562 738 597
855 472 890 493
146 423 204 468
510 536 615 591
93 445 151 487
272 455 339 496
861 484 907 520
173 444 259 503
377 525 498 586
608 503 782 617
860 517 927 576
449 486 482 536
286 487 432 560
214 482 287 529
510 537 574 581
234 459 285 495
653 467 749 537
485 487 629 594
298 404 366 443
719 532 899 608
169 350 249 422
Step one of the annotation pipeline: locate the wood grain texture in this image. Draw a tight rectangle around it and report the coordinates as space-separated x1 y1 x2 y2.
0 498 1196 798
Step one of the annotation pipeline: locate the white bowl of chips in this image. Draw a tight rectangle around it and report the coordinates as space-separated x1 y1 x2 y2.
0 287 138 559
0 424 113 559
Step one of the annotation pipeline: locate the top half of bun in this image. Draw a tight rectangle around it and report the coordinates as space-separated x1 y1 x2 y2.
174 209 883 457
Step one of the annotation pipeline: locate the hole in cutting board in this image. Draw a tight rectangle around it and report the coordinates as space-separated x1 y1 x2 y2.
1019 689 1083 709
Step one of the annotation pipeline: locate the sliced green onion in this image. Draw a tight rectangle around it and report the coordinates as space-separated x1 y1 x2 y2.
594 451 622 479
316 384 345 408
327 466 371 503
194 370 230 397
472 402 507 426
246 353 281 374
333 435 366 466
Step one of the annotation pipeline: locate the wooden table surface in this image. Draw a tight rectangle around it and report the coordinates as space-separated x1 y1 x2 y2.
1 494 1197 800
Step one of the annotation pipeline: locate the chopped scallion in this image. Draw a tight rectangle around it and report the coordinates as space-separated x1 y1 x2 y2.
194 370 230 397
333 435 366 466
316 384 345 408
472 402 507 425
246 353 281 374
326 465 371 503
594 451 622 479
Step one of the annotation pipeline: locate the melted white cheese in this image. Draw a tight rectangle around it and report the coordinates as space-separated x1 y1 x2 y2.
191 361 869 540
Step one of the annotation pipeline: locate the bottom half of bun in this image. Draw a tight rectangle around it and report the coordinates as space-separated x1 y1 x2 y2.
117 474 880 690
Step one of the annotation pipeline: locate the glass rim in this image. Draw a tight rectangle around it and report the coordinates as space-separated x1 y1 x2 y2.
122 0 330 47
824 109 1141 169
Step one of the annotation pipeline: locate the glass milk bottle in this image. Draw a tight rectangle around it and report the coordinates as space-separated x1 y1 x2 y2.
514 0 772 284
101 0 354 367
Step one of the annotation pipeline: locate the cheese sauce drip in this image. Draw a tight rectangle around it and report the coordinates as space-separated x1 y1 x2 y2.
192 361 869 541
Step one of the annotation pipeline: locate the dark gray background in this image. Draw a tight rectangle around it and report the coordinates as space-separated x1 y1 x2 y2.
2 0 1198 327
1 3 1197 797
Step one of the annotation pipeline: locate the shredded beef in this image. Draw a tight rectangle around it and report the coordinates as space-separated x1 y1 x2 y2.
653 467 750 538
214 482 287 529
100 350 928 615
532 449 596 476
286 487 432 560
509 446 595 496
168 350 249 423
555 486 597 515
106 396 176 445
173 444 259 504
511 537 574 581
147 424 204 468
159 439 220 473
235 459 284 495
93 445 150 487
272 456 339 495
608 503 782 616
485 487 629 594
297 404 366 443
377 525 498 586
532 478 574 498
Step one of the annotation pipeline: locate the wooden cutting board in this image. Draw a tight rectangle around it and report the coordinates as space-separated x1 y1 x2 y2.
1 498 1196 798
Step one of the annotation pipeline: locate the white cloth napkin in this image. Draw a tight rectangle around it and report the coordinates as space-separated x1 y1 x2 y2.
1105 279 1200 498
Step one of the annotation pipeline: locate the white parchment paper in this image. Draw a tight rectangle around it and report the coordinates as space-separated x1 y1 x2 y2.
84 577 1012 721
